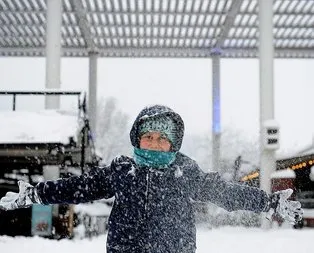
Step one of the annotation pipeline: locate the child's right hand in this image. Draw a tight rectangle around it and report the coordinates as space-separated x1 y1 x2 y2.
0 181 40 210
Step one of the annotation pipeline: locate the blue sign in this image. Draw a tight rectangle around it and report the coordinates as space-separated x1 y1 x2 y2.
31 204 53 236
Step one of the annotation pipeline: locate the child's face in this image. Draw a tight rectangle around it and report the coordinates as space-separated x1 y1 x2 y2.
139 132 171 152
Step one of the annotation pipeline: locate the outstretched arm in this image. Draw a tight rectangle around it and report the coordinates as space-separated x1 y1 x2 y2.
188 165 302 223
0 166 114 210
36 166 114 205
191 170 269 212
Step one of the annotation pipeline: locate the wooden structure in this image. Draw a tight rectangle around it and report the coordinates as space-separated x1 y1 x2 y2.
0 91 98 237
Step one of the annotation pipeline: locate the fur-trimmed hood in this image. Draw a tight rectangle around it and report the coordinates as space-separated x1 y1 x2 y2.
130 105 185 152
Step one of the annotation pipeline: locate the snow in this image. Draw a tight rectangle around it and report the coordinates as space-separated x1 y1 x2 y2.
238 162 258 176
271 169 296 179
0 227 313 253
303 208 314 218
310 166 314 181
74 202 111 217
0 110 80 144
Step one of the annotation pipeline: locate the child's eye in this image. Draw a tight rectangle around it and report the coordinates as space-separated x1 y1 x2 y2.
142 134 152 140
160 134 168 140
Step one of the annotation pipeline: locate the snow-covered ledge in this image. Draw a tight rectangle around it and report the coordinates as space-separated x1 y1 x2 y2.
271 169 296 179
0 110 79 144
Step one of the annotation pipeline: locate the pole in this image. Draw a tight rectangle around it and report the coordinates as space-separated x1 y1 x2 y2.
211 49 222 172
258 0 275 229
88 53 98 135
13 94 16 111
45 0 62 109
43 0 63 235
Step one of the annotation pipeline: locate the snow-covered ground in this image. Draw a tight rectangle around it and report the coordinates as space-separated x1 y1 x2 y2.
0 227 312 253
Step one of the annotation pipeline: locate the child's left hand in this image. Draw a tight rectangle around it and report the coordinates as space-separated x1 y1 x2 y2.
267 189 303 224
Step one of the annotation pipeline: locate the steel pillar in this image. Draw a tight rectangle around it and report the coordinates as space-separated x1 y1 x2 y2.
211 50 222 172
88 52 98 135
45 0 62 109
259 0 275 228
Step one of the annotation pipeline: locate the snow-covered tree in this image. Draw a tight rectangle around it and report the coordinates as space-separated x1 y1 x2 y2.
182 128 259 176
181 133 211 170
96 97 131 165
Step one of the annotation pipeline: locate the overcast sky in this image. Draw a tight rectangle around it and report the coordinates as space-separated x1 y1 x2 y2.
0 57 313 156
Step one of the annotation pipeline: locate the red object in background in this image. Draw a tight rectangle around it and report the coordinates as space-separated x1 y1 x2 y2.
271 177 296 199
271 170 314 228
271 170 297 226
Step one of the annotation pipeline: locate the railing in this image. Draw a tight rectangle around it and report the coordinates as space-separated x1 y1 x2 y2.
0 91 82 111
0 90 98 172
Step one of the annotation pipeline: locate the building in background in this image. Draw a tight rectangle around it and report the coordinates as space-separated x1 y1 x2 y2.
240 142 314 228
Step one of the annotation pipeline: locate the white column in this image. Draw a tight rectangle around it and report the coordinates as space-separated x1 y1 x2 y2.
44 0 62 222
43 165 60 216
88 52 98 134
211 51 221 172
259 0 275 228
45 0 62 109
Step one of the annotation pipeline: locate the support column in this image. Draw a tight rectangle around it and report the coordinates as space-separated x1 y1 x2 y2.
259 0 275 228
88 52 98 134
43 0 62 228
211 50 222 172
43 165 60 216
45 0 62 109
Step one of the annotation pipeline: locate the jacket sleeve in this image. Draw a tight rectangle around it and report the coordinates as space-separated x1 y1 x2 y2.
189 165 269 213
35 166 114 205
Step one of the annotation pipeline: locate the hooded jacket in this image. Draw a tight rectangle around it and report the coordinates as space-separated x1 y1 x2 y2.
36 105 269 253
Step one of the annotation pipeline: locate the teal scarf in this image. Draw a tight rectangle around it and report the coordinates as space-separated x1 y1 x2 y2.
133 147 177 168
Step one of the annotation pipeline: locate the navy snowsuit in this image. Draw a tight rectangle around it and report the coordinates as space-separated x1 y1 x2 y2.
36 105 269 253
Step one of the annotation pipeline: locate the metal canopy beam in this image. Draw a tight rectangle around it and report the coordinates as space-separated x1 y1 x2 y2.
2 10 313 16
215 0 243 49
0 0 313 59
0 47 313 58
70 0 97 52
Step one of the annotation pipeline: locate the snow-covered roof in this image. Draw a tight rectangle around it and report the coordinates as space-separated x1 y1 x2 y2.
0 110 80 144
241 168 297 182
271 169 296 179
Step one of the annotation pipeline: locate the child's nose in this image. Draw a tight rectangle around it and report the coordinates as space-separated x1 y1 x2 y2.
151 140 160 147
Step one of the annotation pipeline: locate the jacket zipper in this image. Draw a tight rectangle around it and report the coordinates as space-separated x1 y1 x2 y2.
144 170 151 253
145 170 150 212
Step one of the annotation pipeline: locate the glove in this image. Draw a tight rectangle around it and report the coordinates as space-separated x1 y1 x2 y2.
0 181 41 211
267 188 303 224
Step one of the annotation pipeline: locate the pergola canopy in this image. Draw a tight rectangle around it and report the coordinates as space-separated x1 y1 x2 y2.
0 0 313 58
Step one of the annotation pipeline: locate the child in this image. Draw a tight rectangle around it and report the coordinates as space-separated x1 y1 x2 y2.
0 105 302 253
